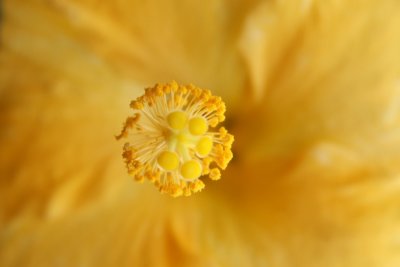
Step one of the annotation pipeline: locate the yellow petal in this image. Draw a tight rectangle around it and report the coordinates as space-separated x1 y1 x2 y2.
3 0 255 106
238 0 400 164
2 0 400 266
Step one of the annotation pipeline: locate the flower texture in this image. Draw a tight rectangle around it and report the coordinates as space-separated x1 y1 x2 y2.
1 0 400 267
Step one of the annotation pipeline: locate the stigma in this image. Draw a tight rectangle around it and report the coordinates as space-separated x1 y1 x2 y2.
116 81 234 197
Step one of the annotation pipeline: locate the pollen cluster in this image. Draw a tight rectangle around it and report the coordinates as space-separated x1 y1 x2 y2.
116 81 234 197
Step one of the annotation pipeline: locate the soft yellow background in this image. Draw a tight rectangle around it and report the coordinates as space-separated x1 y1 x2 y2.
1 0 400 266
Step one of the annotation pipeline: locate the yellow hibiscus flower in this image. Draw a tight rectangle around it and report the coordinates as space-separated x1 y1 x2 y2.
1 0 400 266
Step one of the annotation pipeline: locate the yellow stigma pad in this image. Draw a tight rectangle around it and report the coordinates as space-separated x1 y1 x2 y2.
157 151 179 171
167 111 188 130
196 137 213 157
181 160 202 180
188 117 208 135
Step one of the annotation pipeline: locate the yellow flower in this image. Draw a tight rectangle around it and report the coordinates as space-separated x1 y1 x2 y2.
1 0 400 267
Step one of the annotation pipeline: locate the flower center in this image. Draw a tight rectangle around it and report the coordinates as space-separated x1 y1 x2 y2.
158 111 211 180
116 81 234 197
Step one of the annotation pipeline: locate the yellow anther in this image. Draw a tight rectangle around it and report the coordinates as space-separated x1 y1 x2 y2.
170 185 183 197
209 168 221 180
201 157 213 175
196 136 213 157
155 87 163 96
146 170 159 182
170 80 179 92
181 160 202 180
157 151 179 171
209 117 219 127
188 117 208 135
167 111 188 130
224 134 235 148
219 127 227 137
190 180 205 193
130 100 144 110
115 114 141 140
